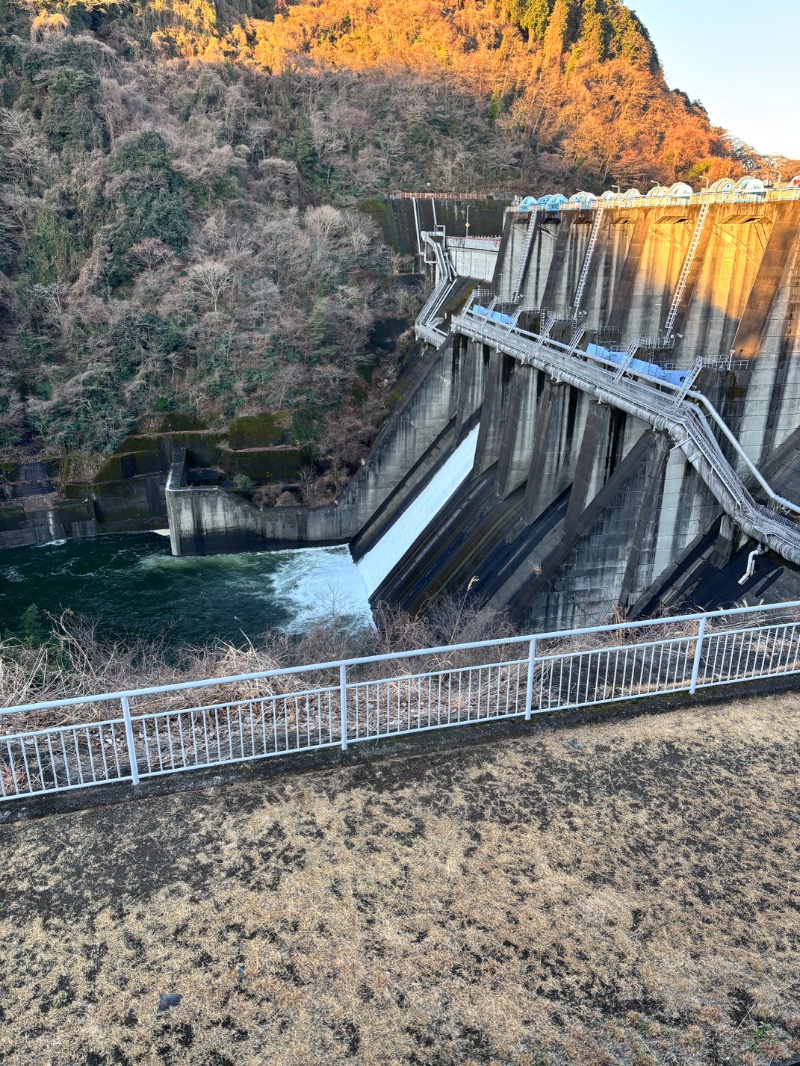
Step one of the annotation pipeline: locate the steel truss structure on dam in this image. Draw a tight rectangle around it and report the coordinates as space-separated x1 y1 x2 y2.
450 305 800 566
415 207 800 571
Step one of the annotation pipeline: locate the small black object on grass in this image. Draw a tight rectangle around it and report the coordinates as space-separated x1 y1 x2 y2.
157 993 183 1015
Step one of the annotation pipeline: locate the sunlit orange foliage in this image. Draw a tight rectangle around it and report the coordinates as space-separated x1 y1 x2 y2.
164 0 742 185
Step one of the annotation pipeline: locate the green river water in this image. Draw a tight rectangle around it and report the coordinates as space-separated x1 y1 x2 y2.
0 533 373 645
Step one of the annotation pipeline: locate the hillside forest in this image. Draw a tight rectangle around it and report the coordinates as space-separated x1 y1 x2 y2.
0 0 784 498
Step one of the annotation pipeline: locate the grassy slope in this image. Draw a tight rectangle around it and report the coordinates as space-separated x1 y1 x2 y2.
1 692 798 1064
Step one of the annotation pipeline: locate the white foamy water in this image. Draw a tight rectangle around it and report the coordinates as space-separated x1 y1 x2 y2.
3 534 372 644
357 426 479 597
269 546 373 631
137 542 373 632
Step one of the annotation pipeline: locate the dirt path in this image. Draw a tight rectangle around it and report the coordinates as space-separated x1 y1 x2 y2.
1 694 799 1065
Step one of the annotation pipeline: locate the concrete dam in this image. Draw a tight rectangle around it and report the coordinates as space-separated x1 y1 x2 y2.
167 182 800 629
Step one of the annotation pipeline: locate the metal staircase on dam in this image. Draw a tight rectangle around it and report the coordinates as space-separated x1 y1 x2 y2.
450 309 800 567
612 339 642 381
538 310 557 342
572 207 605 314
670 356 705 406
416 235 458 347
566 322 587 357
664 202 710 334
510 210 540 302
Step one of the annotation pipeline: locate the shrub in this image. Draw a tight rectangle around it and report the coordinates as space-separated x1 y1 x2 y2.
111 130 175 175
4 603 48 647
42 67 106 152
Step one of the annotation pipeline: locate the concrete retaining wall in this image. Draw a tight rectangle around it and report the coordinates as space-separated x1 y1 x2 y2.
166 341 464 555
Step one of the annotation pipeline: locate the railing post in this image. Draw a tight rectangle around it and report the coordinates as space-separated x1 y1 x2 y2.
689 616 707 694
524 637 537 721
340 664 348 751
121 696 139 786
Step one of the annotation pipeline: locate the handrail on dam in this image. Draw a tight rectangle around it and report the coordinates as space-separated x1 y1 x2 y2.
4 599 800 803
416 234 459 348
515 186 800 213
450 308 800 565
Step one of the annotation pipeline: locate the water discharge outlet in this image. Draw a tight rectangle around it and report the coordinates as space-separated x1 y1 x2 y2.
357 427 480 597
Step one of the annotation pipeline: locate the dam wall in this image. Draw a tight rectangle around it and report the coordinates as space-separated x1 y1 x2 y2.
372 195 508 256
362 192 800 628
445 237 500 283
166 337 467 554
363 343 725 630
163 189 800 628
0 457 164 549
502 198 800 466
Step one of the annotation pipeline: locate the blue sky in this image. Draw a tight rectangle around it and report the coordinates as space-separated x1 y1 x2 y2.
630 0 800 161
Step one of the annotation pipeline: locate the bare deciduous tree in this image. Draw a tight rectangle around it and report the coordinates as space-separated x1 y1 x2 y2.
128 238 175 272
188 260 231 313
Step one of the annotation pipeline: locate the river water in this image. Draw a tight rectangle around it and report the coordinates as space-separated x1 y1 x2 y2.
0 534 373 645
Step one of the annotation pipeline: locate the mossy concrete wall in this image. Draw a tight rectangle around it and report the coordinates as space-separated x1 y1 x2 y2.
0 461 96 549
166 342 464 555
0 415 307 549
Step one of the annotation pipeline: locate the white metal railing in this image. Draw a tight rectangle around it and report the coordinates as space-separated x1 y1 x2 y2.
446 236 502 250
3 601 800 803
636 332 674 350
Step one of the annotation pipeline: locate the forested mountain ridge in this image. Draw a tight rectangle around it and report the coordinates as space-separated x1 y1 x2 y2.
0 0 765 491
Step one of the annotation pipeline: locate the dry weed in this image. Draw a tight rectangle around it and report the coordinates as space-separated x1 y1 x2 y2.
0 692 798 1064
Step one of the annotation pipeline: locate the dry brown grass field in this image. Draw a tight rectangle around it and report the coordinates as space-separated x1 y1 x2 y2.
1 693 799 1066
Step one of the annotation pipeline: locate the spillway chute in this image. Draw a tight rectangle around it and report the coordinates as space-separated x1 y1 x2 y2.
356 427 480 598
